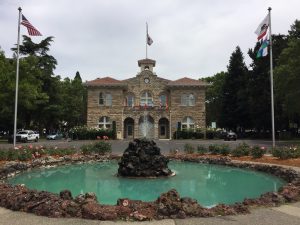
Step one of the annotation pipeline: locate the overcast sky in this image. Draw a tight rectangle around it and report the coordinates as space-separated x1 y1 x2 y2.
0 0 299 81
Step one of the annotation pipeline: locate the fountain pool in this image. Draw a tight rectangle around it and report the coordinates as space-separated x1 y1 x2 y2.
8 161 285 207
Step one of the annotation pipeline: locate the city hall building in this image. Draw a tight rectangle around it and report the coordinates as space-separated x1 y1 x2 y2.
86 58 208 139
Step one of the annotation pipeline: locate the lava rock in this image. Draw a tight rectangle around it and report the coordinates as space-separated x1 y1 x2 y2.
118 139 172 177
60 190 73 200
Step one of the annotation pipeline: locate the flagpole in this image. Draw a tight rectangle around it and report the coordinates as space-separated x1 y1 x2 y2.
146 22 148 59
13 7 22 147
268 7 275 148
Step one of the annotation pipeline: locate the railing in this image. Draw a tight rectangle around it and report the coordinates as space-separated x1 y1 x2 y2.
123 105 169 112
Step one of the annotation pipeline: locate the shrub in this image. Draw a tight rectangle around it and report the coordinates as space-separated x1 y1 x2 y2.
0 150 7 161
272 146 300 159
18 150 32 161
81 144 92 155
250 146 265 158
6 150 19 161
173 130 204 139
231 143 250 157
184 143 195 154
219 144 230 156
208 144 221 154
197 145 208 155
81 141 112 155
70 126 115 140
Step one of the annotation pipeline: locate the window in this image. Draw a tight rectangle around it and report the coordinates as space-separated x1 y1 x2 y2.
182 116 195 130
106 93 112 106
99 116 112 129
99 92 104 105
188 94 195 106
159 94 167 106
181 94 195 106
140 91 153 106
126 95 135 107
99 92 112 106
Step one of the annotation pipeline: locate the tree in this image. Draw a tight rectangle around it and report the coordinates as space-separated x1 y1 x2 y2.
61 71 86 129
275 20 300 133
10 36 59 130
247 35 288 132
0 48 15 131
201 72 226 127
220 46 250 131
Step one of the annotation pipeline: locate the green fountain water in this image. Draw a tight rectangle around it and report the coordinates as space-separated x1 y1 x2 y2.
8 161 285 207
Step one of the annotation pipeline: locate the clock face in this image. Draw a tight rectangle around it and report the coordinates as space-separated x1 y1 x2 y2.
144 78 150 84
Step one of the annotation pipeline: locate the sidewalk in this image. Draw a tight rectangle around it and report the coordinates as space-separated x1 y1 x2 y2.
1 202 300 225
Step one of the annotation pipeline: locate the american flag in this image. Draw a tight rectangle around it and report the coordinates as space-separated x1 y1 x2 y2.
21 15 42 36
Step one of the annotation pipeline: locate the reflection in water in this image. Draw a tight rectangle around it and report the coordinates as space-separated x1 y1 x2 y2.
8 161 286 207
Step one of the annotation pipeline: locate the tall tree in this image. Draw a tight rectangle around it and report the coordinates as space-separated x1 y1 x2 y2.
61 71 86 128
275 20 300 132
221 46 250 131
0 48 15 131
248 34 288 132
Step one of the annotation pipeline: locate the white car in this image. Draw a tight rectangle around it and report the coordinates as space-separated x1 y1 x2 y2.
16 130 39 142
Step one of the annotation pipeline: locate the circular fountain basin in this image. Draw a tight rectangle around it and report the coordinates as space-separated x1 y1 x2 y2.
8 161 285 207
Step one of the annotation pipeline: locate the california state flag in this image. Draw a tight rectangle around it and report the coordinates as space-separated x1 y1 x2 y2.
255 14 269 41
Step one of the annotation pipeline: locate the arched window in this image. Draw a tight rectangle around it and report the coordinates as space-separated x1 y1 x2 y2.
181 94 195 106
140 91 153 106
99 116 112 129
159 94 167 107
99 92 112 106
182 116 195 130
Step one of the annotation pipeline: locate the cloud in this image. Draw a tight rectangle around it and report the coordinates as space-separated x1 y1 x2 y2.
1 0 299 81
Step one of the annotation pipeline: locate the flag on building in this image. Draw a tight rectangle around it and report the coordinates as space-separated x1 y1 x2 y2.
255 14 269 41
21 15 42 36
257 37 269 58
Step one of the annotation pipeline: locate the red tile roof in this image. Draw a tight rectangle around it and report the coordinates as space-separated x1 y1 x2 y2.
167 77 208 87
86 77 126 87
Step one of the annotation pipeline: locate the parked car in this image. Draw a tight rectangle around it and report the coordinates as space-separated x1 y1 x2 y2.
46 132 63 140
8 130 40 143
224 131 237 141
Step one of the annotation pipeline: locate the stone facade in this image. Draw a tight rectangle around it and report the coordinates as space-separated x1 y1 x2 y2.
86 59 208 139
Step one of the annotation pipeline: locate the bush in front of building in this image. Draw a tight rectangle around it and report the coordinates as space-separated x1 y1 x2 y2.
173 130 204 139
70 126 116 140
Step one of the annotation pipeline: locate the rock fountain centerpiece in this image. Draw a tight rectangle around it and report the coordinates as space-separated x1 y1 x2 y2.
118 139 173 177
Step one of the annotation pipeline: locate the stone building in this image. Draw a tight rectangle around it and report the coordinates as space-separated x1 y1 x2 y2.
86 58 208 139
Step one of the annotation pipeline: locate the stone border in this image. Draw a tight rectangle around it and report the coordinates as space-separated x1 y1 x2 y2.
0 154 300 221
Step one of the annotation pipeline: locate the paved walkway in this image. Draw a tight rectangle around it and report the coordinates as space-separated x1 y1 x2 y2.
1 202 300 225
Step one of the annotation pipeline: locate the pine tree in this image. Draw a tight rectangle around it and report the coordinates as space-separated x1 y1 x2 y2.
220 46 250 131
